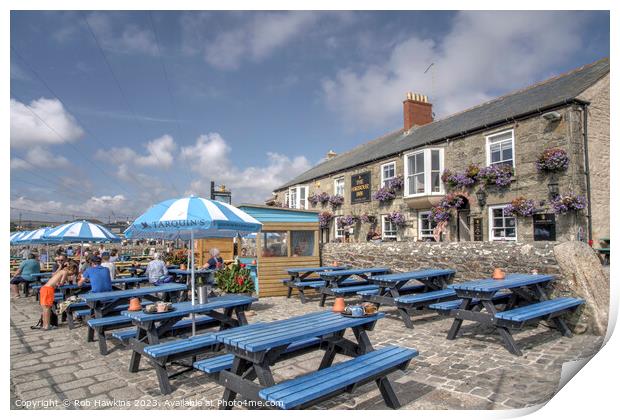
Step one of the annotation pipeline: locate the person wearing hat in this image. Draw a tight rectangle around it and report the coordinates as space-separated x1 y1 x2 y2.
78 255 112 293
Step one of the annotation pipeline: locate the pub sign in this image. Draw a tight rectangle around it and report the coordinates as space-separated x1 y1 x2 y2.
351 172 371 204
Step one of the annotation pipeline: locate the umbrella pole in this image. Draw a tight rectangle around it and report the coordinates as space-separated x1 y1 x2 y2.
191 231 196 336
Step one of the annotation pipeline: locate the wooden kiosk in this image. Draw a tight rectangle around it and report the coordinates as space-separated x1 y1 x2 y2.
237 204 320 297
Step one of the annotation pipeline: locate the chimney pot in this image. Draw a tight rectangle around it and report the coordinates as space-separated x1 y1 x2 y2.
403 92 433 131
326 150 338 160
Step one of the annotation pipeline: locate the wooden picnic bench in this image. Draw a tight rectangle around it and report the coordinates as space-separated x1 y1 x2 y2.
196 311 417 410
119 295 255 394
318 267 390 307
445 274 584 356
283 266 349 303
359 269 456 328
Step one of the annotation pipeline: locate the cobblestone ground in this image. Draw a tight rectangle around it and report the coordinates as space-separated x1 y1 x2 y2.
10 293 603 410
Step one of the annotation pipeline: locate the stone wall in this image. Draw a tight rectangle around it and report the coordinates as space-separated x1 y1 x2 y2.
321 241 609 334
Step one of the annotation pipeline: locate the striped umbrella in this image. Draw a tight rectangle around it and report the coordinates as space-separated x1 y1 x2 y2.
10 231 30 245
124 196 262 335
19 227 59 244
44 220 121 243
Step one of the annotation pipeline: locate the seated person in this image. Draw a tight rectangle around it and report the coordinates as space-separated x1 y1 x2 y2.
203 248 224 270
78 255 113 293
145 253 168 284
10 253 40 298
37 261 78 330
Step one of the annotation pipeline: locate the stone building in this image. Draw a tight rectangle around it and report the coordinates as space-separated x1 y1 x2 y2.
271 58 610 245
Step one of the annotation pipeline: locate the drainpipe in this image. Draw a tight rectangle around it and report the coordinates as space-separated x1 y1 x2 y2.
580 102 593 243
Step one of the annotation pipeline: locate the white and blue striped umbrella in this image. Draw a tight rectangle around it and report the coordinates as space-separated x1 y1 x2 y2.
43 220 121 243
18 227 60 244
10 231 30 245
124 196 262 240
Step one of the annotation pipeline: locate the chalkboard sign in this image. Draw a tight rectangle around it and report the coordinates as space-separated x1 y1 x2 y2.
351 172 371 204
473 217 483 241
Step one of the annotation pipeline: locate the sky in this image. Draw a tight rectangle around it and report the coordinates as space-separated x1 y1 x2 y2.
9 10 610 223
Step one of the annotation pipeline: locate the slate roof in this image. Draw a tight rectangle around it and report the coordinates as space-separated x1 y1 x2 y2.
277 58 609 191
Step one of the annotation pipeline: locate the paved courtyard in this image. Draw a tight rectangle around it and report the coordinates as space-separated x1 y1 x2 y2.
10 293 603 410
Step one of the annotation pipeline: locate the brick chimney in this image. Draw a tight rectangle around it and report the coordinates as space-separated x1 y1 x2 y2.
403 92 433 131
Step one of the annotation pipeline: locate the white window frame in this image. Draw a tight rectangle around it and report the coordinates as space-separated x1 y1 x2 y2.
284 192 289 207
403 148 444 197
418 211 437 240
333 177 345 197
486 129 515 168
287 185 308 209
488 204 517 241
334 217 345 238
380 161 396 187
381 215 397 240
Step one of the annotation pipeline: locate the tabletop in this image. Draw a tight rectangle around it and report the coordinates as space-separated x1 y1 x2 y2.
368 269 456 283
80 283 187 302
121 295 256 322
449 273 554 293
287 266 348 274
168 268 214 276
319 267 390 278
214 311 384 353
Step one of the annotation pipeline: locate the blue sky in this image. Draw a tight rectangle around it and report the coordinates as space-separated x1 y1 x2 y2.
10 10 609 222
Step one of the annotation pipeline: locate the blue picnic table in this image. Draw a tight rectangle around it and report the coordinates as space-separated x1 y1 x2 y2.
283 266 349 303
360 268 457 328
204 310 417 410
121 295 256 394
440 273 584 356
317 267 390 306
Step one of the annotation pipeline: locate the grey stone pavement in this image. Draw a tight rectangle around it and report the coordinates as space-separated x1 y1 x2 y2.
10 292 603 410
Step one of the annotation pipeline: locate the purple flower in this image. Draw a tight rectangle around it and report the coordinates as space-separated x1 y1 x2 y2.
337 215 357 228
503 197 536 217
386 175 404 190
318 211 333 228
430 206 451 223
329 195 344 207
373 187 396 202
441 164 479 189
359 213 376 224
551 193 586 214
536 148 569 173
386 211 406 227
478 164 513 188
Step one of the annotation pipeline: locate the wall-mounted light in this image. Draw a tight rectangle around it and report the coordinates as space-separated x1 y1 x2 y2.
547 181 560 200
542 111 562 122
475 188 487 208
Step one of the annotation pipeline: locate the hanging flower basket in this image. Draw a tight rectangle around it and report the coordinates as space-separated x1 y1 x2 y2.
550 193 586 214
430 193 467 223
430 206 451 223
373 187 396 202
503 197 536 217
478 164 514 188
359 213 376 224
386 211 406 228
318 211 333 228
536 148 569 173
386 175 404 191
441 164 480 189
329 195 344 208
337 215 358 228
308 193 320 206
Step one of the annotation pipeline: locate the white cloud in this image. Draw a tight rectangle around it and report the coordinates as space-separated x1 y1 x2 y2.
11 147 70 170
96 134 176 168
86 12 158 56
11 98 84 148
202 12 320 70
10 194 129 220
181 133 312 203
322 11 590 128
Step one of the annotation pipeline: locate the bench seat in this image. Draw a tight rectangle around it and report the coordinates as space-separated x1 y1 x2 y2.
193 337 321 374
330 285 378 296
357 284 426 297
111 316 216 344
429 291 513 313
292 280 325 289
395 288 456 305
494 297 584 327
143 331 218 359
258 345 418 409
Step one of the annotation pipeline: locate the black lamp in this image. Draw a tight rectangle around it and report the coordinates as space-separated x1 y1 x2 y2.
475 188 487 208
547 181 559 200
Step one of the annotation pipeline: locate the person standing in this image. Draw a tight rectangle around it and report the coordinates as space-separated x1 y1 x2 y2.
52 254 67 273
78 255 112 293
36 261 78 330
100 252 117 280
10 253 40 298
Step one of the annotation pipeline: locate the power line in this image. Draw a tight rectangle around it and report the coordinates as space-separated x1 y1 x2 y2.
81 11 181 196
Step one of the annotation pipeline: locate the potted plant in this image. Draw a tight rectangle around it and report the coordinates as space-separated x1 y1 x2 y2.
214 261 255 295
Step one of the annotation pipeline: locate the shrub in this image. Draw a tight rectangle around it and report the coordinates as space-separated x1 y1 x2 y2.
215 261 254 294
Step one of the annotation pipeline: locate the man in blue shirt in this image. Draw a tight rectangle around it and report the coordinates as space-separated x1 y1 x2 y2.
78 255 112 293
11 253 40 298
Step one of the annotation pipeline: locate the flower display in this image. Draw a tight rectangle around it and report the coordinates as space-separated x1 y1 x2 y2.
215 260 254 294
317 192 331 204
386 175 404 190
550 193 586 215
430 206 451 223
373 186 396 202
309 192 331 206
536 148 570 173
329 194 344 207
503 197 536 217
441 164 479 189
318 211 333 228
430 193 467 223
308 193 320 205
337 215 357 228
478 164 514 188
386 211 406 227
359 213 376 224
